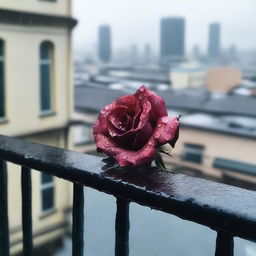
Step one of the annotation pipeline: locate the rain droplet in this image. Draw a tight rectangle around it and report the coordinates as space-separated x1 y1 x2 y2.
161 117 169 124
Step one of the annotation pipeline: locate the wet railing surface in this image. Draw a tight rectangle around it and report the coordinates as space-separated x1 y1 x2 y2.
0 134 256 256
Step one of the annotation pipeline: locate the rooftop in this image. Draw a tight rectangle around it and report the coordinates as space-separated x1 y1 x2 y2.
74 86 256 139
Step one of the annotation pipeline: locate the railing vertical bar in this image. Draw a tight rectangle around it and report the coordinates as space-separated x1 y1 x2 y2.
0 160 10 256
21 166 33 256
215 231 234 256
115 197 130 256
72 184 84 256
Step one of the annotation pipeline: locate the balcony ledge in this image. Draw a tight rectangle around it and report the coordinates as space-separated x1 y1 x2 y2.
0 134 255 242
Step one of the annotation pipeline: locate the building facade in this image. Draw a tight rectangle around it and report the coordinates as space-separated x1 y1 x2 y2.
167 125 256 191
98 25 111 63
160 17 185 64
208 23 221 59
0 1 76 254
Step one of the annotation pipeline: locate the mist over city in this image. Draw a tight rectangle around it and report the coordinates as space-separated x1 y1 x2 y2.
73 0 256 57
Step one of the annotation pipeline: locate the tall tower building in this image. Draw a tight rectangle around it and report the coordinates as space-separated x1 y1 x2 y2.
144 44 151 56
208 23 221 58
160 17 185 64
98 25 111 63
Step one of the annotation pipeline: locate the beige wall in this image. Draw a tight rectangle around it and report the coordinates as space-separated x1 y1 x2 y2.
0 0 71 16
168 126 256 184
170 71 206 89
0 23 72 137
206 67 242 93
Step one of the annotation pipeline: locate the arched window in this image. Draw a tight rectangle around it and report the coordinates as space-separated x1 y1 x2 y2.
0 40 5 118
40 41 53 113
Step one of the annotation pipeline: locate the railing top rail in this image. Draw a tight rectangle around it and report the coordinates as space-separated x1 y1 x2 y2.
0 134 256 242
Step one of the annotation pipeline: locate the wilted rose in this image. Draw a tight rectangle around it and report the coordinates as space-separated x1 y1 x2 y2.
93 86 179 166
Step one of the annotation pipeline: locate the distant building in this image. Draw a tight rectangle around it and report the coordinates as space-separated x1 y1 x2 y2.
98 25 111 63
160 17 185 64
192 44 201 60
208 23 221 59
130 44 138 61
169 62 207 89
144 43 152 58
170 64 206 89
206 67 241 92
227 44 238 61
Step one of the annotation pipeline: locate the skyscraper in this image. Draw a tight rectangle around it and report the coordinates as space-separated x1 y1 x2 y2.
208 23 221 58
98 25 111 63
160 17 185 64
144 43 151 58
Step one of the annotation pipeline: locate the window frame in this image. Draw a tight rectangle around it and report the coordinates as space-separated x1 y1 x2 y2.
39 0 57 2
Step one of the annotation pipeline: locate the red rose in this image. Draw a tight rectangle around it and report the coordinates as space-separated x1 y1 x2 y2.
93 85 179 166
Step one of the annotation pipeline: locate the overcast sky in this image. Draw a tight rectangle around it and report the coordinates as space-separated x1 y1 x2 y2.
73 0 256 54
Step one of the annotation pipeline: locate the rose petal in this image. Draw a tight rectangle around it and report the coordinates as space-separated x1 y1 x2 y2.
131 120 153 150
153 116 180 146
93 95 137 135
109 108 132 132
134 85 168 122
95 133 156 166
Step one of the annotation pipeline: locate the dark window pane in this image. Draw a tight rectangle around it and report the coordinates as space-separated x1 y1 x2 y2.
40 42 51 59
42 187 54 211
41 173 53 184
182 144 204 163
183 152 202 163
40 42 53 112
0 41 4 118
40 64 51 111
0 40 3 56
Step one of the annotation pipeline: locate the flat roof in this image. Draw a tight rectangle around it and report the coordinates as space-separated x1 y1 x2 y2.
74 86 256 139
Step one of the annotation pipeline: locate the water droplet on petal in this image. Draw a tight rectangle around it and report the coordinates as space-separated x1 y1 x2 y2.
162 117 169 124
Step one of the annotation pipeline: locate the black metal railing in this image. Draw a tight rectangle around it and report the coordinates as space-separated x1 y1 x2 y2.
0 134 256 256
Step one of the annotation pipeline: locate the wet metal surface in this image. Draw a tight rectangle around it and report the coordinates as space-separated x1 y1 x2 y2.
72 184 84 256
115 198 130 256
0 135 256 242
21 166 33 256
215 231 234 256
0 160 10 256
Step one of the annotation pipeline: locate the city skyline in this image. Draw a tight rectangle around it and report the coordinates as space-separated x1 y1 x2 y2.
73 0 256 54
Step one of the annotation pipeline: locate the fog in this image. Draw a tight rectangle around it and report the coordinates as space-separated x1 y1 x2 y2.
73 0 256 53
